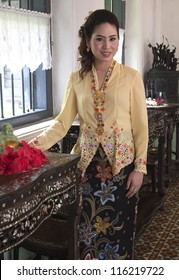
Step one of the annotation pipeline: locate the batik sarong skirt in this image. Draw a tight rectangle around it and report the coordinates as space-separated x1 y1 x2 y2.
79 146 138 260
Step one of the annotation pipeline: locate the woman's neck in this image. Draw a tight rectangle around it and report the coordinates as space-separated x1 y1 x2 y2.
93 60 115 89
94 60 114 73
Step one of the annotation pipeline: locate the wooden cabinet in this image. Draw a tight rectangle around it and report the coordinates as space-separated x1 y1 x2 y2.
146 69 179 103
62 125 80 153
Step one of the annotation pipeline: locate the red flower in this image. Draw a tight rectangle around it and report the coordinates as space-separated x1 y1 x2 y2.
0 147 19 175
0 141 49 176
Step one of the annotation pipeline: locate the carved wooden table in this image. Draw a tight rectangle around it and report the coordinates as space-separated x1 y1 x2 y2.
147 103 179 193
0 153 81 256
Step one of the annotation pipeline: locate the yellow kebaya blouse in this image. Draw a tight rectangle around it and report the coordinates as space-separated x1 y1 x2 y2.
30 62 148 177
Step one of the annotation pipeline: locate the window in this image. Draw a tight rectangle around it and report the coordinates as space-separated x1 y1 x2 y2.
0 0 52 128
105 0 126 64
105 0 125 29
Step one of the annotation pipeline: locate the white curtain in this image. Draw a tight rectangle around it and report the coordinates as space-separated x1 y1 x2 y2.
0 8 52 74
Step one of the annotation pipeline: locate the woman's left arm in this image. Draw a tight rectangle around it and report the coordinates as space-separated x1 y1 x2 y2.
126 72 148 197
130 71 148 174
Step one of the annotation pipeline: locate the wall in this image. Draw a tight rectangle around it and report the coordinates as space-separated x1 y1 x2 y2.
51 0 104 115
125 0 159 75
125 0 179 78
160 0 179 64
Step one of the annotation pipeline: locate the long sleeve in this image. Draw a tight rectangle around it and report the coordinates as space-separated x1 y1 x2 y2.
29 73 78 151
130 72 148 173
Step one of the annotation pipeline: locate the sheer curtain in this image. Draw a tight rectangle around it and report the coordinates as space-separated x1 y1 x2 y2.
0 7 52 74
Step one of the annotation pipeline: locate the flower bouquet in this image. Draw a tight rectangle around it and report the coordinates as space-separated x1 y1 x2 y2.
0 140 49 176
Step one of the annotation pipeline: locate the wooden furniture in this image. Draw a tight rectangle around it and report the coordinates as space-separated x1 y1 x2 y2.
147 103 179 193
0 153 82 259
62 121 79 154
146 70 179 103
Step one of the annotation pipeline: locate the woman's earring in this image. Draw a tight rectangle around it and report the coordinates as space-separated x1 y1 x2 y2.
87 46 90 52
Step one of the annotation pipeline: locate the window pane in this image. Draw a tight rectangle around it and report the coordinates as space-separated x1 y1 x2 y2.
0 65 48 120
11 1 19 8
33 64 47 111
0 0 8 7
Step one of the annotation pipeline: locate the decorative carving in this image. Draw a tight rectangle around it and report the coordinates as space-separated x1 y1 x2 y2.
0 153 81 254
148 37 179 71
148 110 166 146
148 105 179 146
147 38 179 103
0 200 54 252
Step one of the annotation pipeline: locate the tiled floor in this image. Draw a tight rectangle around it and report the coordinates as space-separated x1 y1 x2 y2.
135 170 179 259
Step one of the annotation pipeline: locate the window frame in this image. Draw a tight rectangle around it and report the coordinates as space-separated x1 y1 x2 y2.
105 0 126 64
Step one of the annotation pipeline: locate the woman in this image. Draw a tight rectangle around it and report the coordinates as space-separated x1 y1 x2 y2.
30 9 148 260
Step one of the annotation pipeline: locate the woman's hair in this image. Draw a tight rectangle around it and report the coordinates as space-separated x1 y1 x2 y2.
78 9 119 79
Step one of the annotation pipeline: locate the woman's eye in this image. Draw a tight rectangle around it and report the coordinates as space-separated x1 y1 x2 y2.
110 37 116 41
96 37 103 42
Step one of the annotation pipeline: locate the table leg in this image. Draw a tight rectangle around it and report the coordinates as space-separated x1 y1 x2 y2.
166 132 172 174
176 122 179 162
157 135 165 195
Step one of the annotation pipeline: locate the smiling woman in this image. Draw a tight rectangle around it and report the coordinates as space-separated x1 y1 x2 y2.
29 9 148 260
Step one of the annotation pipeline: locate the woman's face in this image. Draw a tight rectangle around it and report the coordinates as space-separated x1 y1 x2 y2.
87 23 119 65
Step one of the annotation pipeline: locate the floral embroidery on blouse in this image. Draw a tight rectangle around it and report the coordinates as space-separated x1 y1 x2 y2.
102 124 134 166
77 121 147 176
78 126 99 174
134 158 147 173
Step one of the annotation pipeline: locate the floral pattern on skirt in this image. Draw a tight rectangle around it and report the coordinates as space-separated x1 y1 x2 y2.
79 145 138 260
